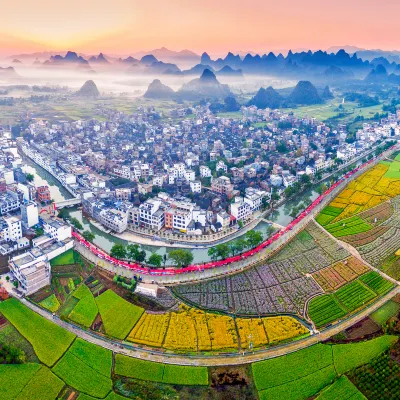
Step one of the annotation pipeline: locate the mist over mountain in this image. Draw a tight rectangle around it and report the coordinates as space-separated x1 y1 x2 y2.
248 87 284 109
177 69 231 100
76 80 100 98
144 79 175 99
289 81 322 105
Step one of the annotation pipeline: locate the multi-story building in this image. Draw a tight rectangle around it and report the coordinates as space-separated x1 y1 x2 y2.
199 165 212 178
190 181 201 193
42 218 72 241
37 186 51 202
230 197 252 220
0 190 21 214
21 201 39 228
211 176 234 195
139 199 165 231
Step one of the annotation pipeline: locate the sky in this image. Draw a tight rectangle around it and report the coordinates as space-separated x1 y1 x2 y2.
1 0 399 56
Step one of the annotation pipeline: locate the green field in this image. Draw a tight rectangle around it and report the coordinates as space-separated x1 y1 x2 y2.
335 280 377 311
50 249 75 266
15 365 64 400
370 300 400 324
69 338 112 377
359 271 394 295
39 294 60 313
316 206 344 226
53 350 113 398
384 159 400 178
68 285 99 328
0 363 41 400
308 295 347 327
114 354 209 386
324 216 372 237
0 323 39 362
96 290 144 339
253 336 397 400
252 343 333 391
0 298 75 366
315 376 366 400
332 335 397 375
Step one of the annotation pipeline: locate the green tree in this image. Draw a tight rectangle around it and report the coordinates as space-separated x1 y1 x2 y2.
69 217 83 230
57 208 69 220
168 249 194 267
290 207 298 220
148 253 162 267
82 230 95 242
245 230 263 248
215 243 230 259
25 173 34 182
208 247 217 261
237 220 244 228
136 250 147 263
126 244 140 260
110 244 126 260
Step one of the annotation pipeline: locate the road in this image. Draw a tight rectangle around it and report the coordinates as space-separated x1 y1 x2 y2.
20 286 399 367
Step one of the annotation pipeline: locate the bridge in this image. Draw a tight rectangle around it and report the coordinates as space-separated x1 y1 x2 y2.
55 198 82 209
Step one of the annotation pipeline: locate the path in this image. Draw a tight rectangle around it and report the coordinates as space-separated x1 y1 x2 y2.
19 287 399 367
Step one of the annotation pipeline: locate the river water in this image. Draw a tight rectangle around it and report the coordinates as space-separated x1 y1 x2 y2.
22 159 273 262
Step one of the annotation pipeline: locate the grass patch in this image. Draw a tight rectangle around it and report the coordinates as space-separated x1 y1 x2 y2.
0 298 75 366
39 294 60 313
50 248 75 266
96 290 144 339
114 354 209 386
315 376 366 400
370 300 400 325
332 335 398 375
15 365 64 400
69 338 112 377
52 350 112 398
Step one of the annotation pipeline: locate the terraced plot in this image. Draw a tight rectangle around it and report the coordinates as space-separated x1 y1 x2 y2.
335 280 376 311
308 295 347 327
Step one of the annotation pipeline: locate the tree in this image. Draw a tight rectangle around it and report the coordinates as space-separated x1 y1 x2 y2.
300 174 311 185
290 207 298 220
13 281 18 288
168 249 194 267
245 230 263 248
126 244 140 260
148 253 162 267
234 238 247 254
271 191 280 203
110 244 126 260
69 217 83 230
237 220 244 228
57 208 69 220
82 230 95 242
215 243 230 259
136 250 147 263
25 173 34 182
208 247 217 261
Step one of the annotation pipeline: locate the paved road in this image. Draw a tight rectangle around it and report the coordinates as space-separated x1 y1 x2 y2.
20 286 399 367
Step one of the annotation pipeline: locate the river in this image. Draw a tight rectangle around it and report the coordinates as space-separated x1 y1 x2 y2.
22 159 274 263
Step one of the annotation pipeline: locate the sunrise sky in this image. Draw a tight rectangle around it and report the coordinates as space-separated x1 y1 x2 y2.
1 0 399 56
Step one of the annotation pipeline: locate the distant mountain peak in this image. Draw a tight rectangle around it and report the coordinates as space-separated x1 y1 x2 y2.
200 68 217 82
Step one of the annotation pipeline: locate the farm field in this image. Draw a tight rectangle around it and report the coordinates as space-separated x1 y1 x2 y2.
127 305 308 352
0 298 75 366
67 284 99 328
114 354 209 386
173 221 346 317
317 162 400 226
39 294 61 313
370 300 400 324
348 345 400 400
315 376 366 400
308 273 393 327
252 336 397 400
312 257 369 292
50 249 75 266
95 289 144 339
